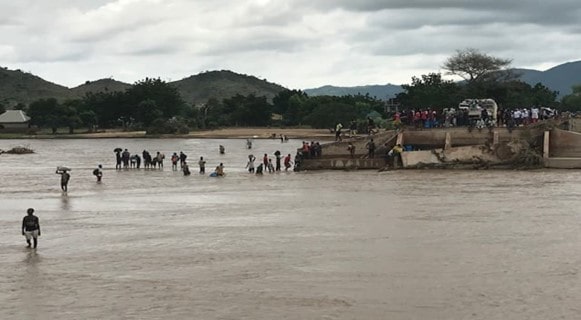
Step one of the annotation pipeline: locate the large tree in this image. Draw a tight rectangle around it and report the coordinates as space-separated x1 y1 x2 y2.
442 48 512 83
397 73 461 108
223 94 272 127
303 102 359 129
27 98 65 134
561 85 581 111
126 78 185 119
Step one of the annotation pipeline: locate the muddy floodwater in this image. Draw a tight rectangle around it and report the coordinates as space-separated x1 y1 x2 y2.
1 139 581 319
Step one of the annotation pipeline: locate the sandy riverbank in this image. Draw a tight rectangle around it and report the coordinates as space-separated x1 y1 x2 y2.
0 128 336 140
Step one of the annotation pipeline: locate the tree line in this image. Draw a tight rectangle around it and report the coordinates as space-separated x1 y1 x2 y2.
8 48 581 134
20 78 386 134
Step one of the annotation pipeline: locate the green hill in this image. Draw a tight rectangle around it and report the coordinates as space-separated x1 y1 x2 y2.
0 67 72 106
0 67 287 107
170 70 286 105
70 78 132 98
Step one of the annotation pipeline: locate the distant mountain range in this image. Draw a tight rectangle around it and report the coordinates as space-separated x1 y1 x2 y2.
304 60 581 99
0 68 286 107
512 61 581 97
1 60 580 107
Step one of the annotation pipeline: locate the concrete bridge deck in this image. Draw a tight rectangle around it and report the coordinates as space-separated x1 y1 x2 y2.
298 125 581 170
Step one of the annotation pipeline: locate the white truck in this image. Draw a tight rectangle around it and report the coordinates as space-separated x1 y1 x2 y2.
458 99 498 123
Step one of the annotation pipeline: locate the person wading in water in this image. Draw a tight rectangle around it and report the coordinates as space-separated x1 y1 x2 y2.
22 208 41 248
56 168 71 192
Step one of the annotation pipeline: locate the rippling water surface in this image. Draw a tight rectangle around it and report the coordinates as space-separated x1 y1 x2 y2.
1 139 581 319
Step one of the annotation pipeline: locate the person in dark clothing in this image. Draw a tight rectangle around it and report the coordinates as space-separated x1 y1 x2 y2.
179 151 187 168
135 154 141 169
481 108 489 122
255 163 264 175
366 139 376 159
115 151 122 170
22 208 41 248
315 142 322 157
274 151 282 171
142 150 150 168
182 161 191 176
122 149 130 168
198 156 206 174
349 120 357 137
56 168 70 192
93 165 103 182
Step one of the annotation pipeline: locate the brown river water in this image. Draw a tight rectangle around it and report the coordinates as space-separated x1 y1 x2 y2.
1 139 580 319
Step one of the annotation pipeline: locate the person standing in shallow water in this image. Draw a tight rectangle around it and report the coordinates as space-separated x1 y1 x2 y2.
93 165 103 182
115 151 122 170
246 154 256 173
284 154 293 171
122 149 130 168
182 161 191 176
198 156 206 174
274 151 282 171
179 151 187 168
171 153 179 171
22 208 40 248
262 153 268 169
56 168 70 192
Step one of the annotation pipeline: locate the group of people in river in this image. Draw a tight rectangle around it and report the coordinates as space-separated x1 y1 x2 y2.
245 151 293 174
115 149 168 169
115 148 225 177
112 141 299 179
53 142 298 195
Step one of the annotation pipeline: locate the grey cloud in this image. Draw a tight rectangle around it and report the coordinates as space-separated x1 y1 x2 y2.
120 44 180 56
294 0 581 27
8 47 89 64
200 33 310 56
363 8 499 31
66 16 166 43
1 0 580 89
295 0 579 12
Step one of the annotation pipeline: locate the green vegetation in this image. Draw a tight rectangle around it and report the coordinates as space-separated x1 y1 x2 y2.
561 85 581 112
395 73 559 109
0 67 72 106
2 50 580 135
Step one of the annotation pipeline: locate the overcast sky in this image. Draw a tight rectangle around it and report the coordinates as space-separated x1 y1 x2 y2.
1 0 580 89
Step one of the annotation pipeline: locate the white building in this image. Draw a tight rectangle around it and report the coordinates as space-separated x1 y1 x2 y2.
0 110 31 129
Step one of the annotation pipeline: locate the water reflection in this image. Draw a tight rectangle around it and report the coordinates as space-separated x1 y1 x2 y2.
60 194 70 211
22 250 41 265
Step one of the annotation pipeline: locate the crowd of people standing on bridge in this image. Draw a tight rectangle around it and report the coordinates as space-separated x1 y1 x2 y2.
393 106 558 129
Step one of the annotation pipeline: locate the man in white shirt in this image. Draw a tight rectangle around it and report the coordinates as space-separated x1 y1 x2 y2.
531 107 539 123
